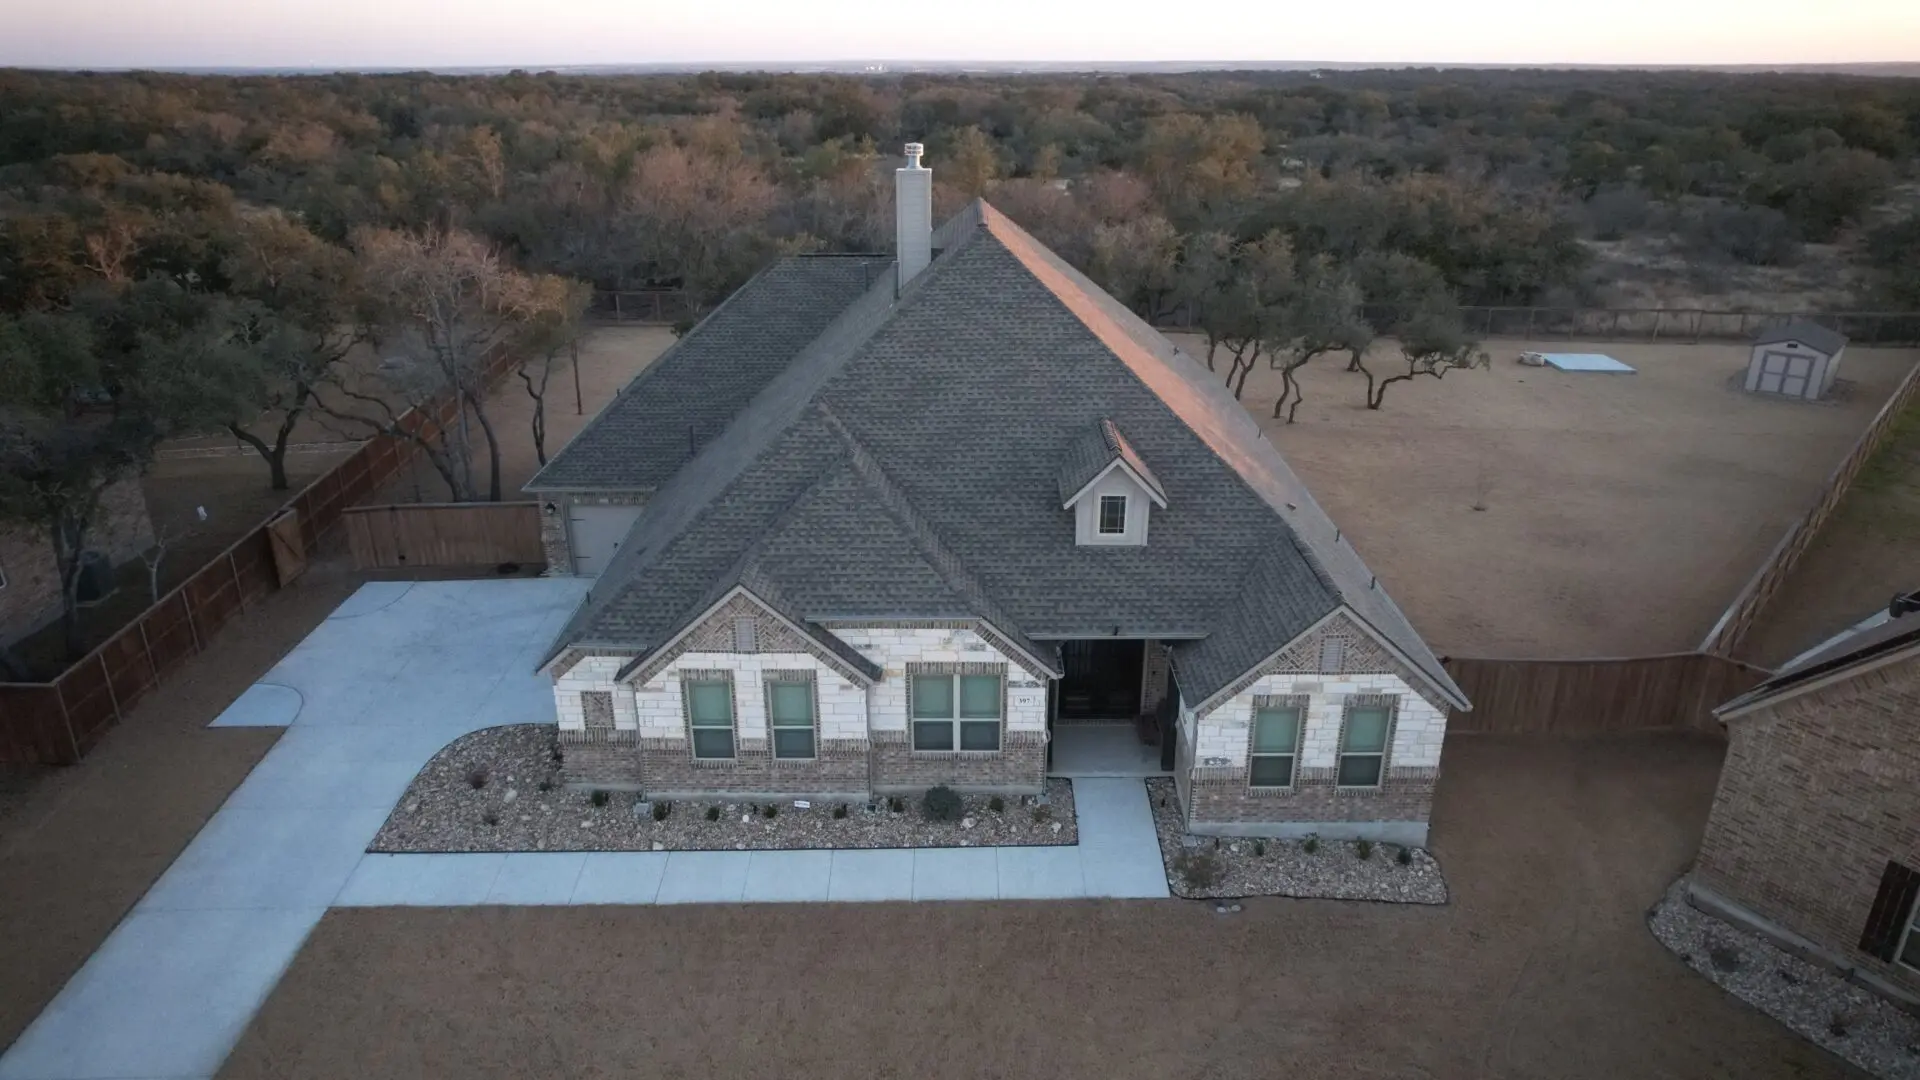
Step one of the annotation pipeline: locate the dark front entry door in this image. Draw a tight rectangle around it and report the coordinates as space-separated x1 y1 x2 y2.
1056 640 1145 721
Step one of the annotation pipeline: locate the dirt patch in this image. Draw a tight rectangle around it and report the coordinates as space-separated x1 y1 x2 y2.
0 560 363 1055
1173 333 1919 658
371 725 1077 852
1741 397 1920 667
219 734 1847 1080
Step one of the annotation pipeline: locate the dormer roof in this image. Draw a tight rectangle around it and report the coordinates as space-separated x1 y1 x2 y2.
1057 419 1168 509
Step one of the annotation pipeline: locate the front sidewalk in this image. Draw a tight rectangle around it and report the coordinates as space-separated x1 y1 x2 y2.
0 580 1167 1080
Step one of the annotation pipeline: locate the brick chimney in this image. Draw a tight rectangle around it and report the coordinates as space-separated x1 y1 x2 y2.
895 142 932 292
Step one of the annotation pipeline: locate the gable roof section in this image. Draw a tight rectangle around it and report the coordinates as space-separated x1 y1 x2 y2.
539 200 1462 710
1058 419 1169 508
525 254 890 492
1753 318 1848 356
1718 612 1920 718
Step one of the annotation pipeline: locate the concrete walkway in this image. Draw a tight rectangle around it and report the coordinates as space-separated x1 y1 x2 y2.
0 580 1170 1080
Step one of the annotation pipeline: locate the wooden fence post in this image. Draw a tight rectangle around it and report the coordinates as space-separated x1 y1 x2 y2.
99 652 121 724
139 618 155 683
230 551 246 613
54 678 79 765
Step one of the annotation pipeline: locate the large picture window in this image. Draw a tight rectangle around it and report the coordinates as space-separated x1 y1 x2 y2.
1337 703 1392 787
686 678 735 759
768 678 815 759
912 672 1002 751
1249 704 1301 788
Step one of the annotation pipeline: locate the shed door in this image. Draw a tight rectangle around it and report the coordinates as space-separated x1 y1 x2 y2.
1757 349 1814 397
567 505 642 577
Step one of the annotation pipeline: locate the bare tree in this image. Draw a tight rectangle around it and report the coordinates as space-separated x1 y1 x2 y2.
514 278 592 467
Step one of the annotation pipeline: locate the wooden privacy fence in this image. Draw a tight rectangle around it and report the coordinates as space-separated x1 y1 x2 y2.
590 289 696 325
0 347 527 766
1442 652 1772 736
1700 358 1920 660
345 502 544 570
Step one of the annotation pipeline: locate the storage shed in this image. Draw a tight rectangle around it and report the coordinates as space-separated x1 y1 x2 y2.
1745 319 1848 401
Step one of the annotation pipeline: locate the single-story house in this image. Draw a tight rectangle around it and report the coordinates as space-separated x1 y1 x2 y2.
1691 593 1920 1007
1744 318 1848 402
525 144 1468 845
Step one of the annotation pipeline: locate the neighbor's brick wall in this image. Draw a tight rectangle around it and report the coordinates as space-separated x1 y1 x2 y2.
1694 654 1920 997
534 491 649 575
1180 617 1448 830
1 477 154 643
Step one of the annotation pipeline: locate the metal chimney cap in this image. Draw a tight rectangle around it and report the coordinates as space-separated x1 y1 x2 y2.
903 142 925 168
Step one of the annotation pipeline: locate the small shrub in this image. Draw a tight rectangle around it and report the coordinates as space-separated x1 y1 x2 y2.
922 785 964 822
589 789 610 807
1829 1010 1852 1038
1031 806 1052 824
466 766 490 790
536 780 553 793
1252 840 1266 857
1396 846 1413 866
1173 849 1225 891
988 795 1005 813
832 803 848 819
1303 835 1320 855
481 810 500 827
1708 943 1744 973
704 805 721 822
652 801 671 822
1356 839 1374 860
548 746 564 765
763 804 779 819
888 796 906 813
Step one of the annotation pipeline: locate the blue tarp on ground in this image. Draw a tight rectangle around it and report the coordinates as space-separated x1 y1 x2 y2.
1541 352 1636 373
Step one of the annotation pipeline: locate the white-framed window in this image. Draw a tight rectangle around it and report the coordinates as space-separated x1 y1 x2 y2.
1249 703 1302 788
1337 701 1392 788
767 676 815 759
1097 494 1127 535
1900 897 1920 972
685 676 735 759
912 672 1002 751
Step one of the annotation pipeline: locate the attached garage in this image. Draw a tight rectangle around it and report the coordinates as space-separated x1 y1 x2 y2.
1744 319 1848 402
566 504 643 576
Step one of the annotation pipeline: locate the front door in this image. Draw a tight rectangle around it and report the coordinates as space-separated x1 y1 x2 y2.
1056 640 1145 721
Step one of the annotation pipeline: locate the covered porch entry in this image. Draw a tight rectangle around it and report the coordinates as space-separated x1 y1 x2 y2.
1047 639 1175 778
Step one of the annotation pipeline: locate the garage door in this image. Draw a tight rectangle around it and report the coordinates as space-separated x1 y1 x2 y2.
1757 350 1815 397
567 505 643 577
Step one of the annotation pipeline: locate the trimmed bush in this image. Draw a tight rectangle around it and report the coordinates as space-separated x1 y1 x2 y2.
589 789 610 807
652 801 672 822
1356 839 1374 860
1396 846 1413 866
1303 835 1320 855
922 785 964 822
988 795 1005 813
888 796 905 813
466 766 490 790
763 804 779 819
704 805 721 822
832 803 848 819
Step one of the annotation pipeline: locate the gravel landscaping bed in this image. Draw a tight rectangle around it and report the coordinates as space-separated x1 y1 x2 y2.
370 724 1077 852
1144 778 1447 903
1650 876 1920 1079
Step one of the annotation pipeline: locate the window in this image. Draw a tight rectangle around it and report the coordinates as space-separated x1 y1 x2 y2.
1863 861 1920 966
686 678 734 759
732 617 757 652
1097 494 1127 535
1249 704 1301 788
1901 898 1920 972
767 678 815 759
912 672 1002 751
1337 703 1392 787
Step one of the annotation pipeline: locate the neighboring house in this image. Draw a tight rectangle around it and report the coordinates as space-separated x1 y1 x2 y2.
1744 318 1848 402
0 477 155 648
1692 595 1920 1008
527 144 1468 844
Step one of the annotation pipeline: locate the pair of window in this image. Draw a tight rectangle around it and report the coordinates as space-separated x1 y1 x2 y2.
685 677 815 760
1248 702 1391 789
911 673 1003 752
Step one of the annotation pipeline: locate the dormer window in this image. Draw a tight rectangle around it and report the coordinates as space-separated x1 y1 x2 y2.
1057 419 1167 549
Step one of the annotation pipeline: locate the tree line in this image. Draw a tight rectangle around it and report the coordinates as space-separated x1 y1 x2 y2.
2 66 1918 660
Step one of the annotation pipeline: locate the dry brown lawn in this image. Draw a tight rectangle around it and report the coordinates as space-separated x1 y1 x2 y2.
1170 334 1919 658
218 735 1846 1080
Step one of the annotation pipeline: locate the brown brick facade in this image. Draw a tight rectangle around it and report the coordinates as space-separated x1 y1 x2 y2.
560 728 643 789
1693 653 1920 1001
1188 764 1438 825
638 736 872 798
870 728 1047 794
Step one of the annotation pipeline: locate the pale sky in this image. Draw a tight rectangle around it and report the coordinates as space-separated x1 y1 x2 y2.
2 0 1916 70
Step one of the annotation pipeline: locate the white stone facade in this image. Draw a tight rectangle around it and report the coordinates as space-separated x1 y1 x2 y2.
1192 671 1445 771
826 625 1047 734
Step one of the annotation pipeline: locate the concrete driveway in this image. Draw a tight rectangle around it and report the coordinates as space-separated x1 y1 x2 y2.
0 578 590 1080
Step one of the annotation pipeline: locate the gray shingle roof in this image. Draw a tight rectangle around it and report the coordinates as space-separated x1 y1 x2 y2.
1753 318 1848 356
542 201 1465 711
1057 420 1168 507
524 254 890 492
